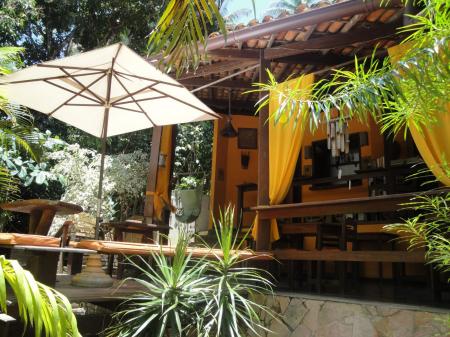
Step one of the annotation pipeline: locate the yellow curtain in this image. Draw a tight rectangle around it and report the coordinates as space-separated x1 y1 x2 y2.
253 73 315 242
148 125 175 220
388 44 450 186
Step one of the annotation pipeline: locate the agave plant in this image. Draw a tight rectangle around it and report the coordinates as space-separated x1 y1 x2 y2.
105 206 277 337
103 231 210 337
201 205 276 337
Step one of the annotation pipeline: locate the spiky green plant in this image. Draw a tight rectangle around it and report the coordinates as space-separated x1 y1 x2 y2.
104 206 277 337
201 205 276 337
103 231 210 337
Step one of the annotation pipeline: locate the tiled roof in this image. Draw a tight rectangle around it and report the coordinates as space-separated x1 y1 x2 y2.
178 0 405 112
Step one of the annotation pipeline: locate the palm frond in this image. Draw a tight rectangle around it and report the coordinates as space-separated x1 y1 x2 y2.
148 0 227 76
384 192 450 274
0 255 81 337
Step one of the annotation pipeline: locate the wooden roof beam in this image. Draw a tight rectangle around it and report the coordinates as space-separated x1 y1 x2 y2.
180 78 253 89
204 0 402 51
264 20 401 59
208 21 401 63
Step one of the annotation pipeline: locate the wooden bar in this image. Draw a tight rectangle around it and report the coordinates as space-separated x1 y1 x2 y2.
256 51 271 251
252 190 449 220
274 249 425 263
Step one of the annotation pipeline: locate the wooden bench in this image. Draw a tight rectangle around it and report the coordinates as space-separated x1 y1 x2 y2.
75 240 273 261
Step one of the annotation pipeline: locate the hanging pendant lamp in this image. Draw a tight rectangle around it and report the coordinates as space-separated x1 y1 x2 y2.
220 91 238 138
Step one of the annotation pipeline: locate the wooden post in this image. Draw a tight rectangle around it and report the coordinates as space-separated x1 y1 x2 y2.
256 50 271 251
144 126 163 223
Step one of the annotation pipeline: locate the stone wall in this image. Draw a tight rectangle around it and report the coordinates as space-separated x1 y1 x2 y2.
253 292 450 337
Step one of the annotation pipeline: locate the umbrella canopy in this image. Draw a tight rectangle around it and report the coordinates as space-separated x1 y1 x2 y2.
0 43 219 137
1 43 219 237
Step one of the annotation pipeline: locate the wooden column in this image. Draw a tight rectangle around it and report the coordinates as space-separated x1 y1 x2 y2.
256 51 271 251
144 126 163 223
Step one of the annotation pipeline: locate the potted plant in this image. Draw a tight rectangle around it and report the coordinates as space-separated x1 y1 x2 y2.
174 176 204 223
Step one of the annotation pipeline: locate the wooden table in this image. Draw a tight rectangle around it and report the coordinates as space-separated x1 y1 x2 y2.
0 245 95 286
0 199 83 235
104 220 171 242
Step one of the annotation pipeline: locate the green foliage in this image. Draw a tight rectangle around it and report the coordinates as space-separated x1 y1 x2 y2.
0 0 38 46
175 176 204 191
0 255 81 337
174 121 214 189
0 46 40 200
148 0 227 76
384 192 450 274
0 130 65 188
0 0 164 63
105 206 276 337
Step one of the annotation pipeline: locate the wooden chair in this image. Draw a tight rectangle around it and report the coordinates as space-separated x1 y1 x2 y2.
310 218 357 293
54 220 81 274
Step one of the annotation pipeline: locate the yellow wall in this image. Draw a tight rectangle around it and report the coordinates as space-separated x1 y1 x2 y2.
211 115 259 226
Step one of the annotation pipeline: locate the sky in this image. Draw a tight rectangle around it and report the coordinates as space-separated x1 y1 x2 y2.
221 0 273 23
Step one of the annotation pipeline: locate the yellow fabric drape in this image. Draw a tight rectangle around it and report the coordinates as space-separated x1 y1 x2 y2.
148 126 175 220
253 73 315 242
388 44 450 186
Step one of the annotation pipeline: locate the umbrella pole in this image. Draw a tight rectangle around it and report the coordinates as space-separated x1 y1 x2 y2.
95 67 113 239
95 134 107 239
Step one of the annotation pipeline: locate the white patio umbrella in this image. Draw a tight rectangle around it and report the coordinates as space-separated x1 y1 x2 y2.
1 43 219 238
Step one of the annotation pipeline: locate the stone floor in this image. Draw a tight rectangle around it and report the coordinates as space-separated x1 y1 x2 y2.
253 292 450 337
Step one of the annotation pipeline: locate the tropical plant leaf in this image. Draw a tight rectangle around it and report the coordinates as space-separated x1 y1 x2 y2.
148 0 227 77
0 255 81 337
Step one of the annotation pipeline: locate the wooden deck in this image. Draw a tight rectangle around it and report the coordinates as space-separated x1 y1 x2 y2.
56 279 145 302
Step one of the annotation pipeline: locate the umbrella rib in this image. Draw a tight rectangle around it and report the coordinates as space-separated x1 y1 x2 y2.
114 71 184 88
1 70 106 85
37 64 109 72
113 73 157 127
44 79 102 104
60 68 106 104
149 87 219 119
66 103 100 107
48 72 107 116
113 105 148 114
110 82 159 105
114 96 166 105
